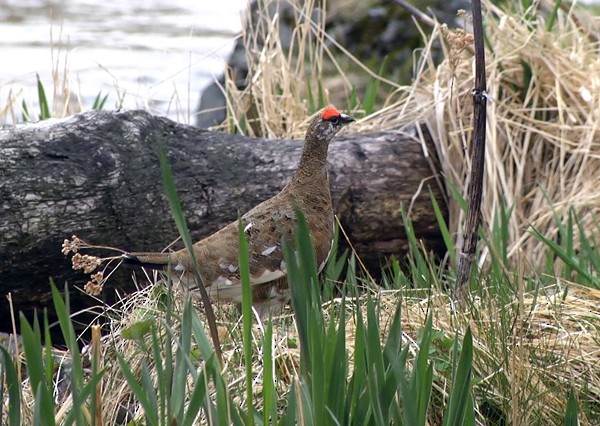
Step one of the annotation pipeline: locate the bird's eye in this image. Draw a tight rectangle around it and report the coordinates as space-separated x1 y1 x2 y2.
329 116 339 124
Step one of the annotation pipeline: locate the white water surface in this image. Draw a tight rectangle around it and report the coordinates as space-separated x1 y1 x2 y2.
0 0 247 124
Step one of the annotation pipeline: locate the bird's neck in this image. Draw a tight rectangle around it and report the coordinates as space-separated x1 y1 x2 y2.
289 136 330 188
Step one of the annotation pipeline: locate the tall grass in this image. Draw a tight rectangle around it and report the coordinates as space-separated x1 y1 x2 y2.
0 225 478 425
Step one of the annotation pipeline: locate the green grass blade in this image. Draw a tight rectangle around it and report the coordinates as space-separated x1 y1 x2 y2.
284 208 329 422
92 92 109 110
156 142 194 257
62 370 105 425
414 315 434 425
262 320 277 424
213 363 233 426
21 100 30 122
317 82 325 111
346 303 369 424
532 226 595 286
156 141 222 359
148 327 166 422
32 384 56 426
36 73 51 120
282 381 298 426
0 345 21 426
51 282 86 424
363 57 387 115
116 354 159 425
545 0 562 31
564 390 579 426
323 223 347 300
19 316 43 395
364 295 387 422
399 346 417 423
430 189 456 266
42 313 54 391
141 361 160 424
182 369 209 426
170 302 195 422
323 299 348 422
189 305 218 362
306 81 316 113
20 315 55 426
349 87 358 111
443 327 474 426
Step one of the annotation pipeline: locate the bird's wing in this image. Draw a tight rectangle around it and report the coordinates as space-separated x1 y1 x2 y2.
174 202 296 299
242 202 296 280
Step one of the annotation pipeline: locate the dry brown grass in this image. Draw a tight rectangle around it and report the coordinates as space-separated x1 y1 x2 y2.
393 1 600 268
220 0 406 138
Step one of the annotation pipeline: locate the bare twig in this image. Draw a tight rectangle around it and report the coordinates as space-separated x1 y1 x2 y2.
454 0 487 303
390 0 436 28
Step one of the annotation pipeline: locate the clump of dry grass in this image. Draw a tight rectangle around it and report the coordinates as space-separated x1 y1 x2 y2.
221 0 325 138
410 1 600 266
435 284 597 423
220 0 407 138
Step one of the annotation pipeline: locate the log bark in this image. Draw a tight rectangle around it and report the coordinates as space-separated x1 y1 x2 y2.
0 110 446 325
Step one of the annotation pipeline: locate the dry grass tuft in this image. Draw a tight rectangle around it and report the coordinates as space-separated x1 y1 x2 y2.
405 1 600 266
221 0 326 138
220 0 407 138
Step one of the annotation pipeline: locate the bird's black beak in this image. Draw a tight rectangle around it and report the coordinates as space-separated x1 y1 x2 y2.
340 113 355 124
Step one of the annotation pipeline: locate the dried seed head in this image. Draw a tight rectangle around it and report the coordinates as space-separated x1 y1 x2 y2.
91 271 104 284
84 281 103 296
441 24 475 73
61 239 71 255
62 235 82 255
72 253 102 274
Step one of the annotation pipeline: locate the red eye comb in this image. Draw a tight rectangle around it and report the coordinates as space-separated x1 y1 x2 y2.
322 106 341 120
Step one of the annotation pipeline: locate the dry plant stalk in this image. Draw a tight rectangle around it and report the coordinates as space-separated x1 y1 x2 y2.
454 0 488 300
91 325 103 425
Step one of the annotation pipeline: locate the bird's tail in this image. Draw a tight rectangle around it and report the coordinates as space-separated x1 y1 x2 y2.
122 252 174 270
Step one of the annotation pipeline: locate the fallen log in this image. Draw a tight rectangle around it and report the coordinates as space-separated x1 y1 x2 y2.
0 109 446 327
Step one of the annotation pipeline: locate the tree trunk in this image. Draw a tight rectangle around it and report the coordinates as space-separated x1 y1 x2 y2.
0 110 446 326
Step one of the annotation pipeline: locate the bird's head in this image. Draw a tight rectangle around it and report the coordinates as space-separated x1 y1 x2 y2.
307 106 355 142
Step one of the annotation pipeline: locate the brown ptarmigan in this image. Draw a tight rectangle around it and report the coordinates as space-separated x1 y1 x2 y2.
123 106 354 315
